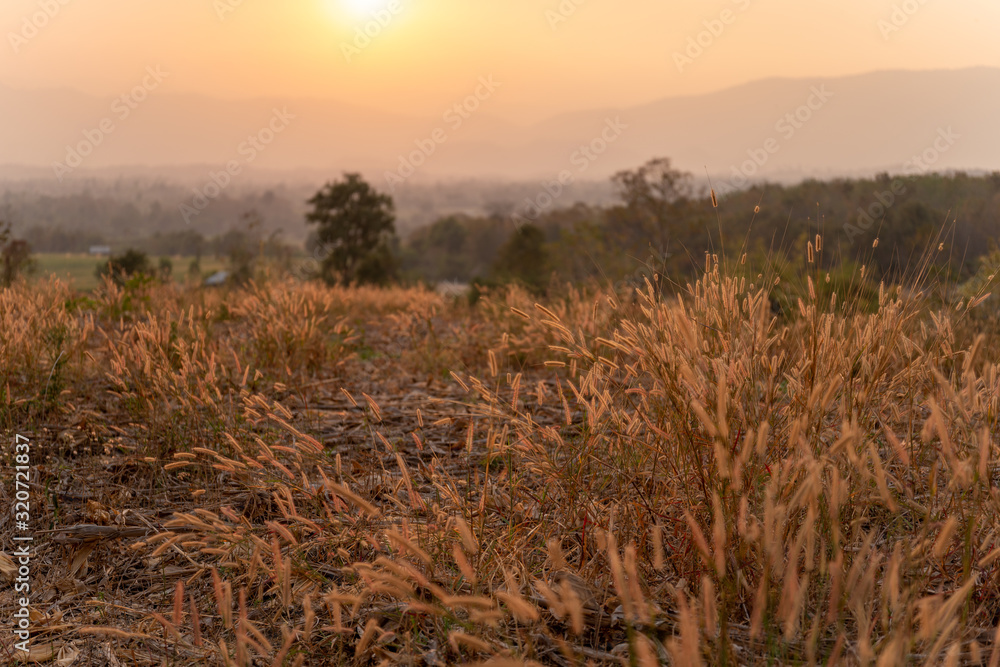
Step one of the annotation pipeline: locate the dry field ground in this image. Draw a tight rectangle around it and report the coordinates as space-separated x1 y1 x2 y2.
1 256 999 665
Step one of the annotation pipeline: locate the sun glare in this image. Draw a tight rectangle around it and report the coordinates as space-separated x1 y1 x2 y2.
339 0 388 16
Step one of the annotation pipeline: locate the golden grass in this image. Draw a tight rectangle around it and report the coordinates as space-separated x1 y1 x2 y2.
1 249 999 665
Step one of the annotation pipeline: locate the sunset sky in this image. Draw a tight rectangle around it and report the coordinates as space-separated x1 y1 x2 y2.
2 0 998 122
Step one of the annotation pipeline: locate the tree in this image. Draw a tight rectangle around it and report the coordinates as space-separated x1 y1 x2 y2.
221 212 261 285
401 216 472 282
158 257 173 283
611 157 693 251
306 173 399 286
1 223 35 287
492 224 549 292
876 200 939 281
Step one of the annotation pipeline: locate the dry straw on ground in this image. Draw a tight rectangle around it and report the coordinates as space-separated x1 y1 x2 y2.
0 245 999 665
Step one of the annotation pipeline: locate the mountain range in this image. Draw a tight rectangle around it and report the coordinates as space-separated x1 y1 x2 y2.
1 67 997 185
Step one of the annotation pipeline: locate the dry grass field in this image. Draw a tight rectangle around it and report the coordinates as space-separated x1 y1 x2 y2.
1 246 999 665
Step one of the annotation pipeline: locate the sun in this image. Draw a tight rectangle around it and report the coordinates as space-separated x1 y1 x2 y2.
338 0 389 16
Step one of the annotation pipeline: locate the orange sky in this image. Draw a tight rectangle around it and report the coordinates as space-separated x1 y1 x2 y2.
2 0 998 122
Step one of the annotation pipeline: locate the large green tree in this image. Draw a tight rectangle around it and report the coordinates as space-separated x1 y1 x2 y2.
306 173 398 286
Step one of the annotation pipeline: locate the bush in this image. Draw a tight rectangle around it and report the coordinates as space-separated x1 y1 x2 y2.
96 248 152 285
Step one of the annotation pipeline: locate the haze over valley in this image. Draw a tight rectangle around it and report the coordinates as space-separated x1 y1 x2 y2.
3 67 998 185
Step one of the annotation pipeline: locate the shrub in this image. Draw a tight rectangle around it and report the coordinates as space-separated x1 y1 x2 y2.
96 248 153 285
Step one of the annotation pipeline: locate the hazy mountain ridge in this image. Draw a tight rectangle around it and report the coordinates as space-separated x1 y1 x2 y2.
2 67 998 183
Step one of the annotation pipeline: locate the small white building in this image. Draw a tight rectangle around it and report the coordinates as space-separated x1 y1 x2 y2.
89 245 111 256
203 270 229 287
436 281 470 298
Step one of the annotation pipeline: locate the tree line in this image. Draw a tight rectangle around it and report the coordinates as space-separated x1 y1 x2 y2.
399 161 1000 292
2 160 999 294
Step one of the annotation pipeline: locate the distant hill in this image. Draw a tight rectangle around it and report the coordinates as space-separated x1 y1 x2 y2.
2 67 998 183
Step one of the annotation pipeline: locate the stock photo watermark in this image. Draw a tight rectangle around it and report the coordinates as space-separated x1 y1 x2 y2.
511 117 628 228
902 126 959 174
341 0 404 62
878 0 931 39
52 65 170 182
215 0 246 20
843 127 959 244
673 0 754 73
715 85 834 195
546 0 587 30
383 75 501 192
10 434 34 656
8 0 72 54
179 108 296 224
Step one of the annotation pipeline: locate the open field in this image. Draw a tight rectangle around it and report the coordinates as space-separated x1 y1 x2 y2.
1 255 1000 665
31 254 228 291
